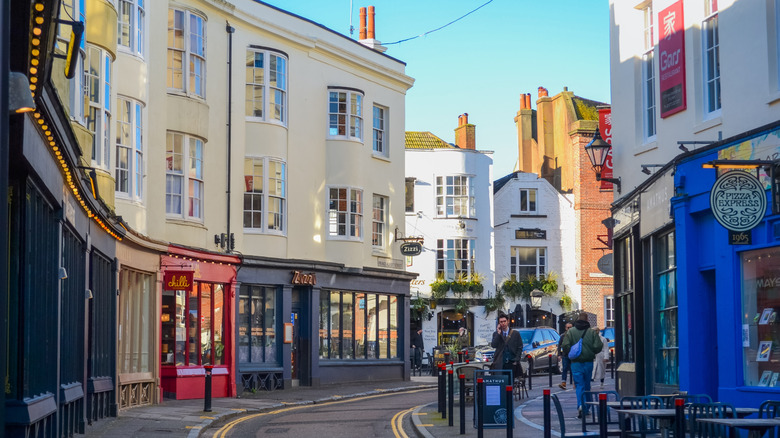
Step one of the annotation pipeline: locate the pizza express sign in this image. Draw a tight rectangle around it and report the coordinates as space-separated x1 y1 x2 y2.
710 171 767 233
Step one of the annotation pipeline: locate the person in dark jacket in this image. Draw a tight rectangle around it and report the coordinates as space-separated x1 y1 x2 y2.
411 329 424 370
560 313 603 417
490 312 523 373
557 322 573 389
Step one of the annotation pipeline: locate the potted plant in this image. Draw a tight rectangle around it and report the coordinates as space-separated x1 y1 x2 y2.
412 296 429 318
559 294 573 311
450 273 469 296
454 298 469 316
483 291 505 316
430 276 450 299
468 272 485 297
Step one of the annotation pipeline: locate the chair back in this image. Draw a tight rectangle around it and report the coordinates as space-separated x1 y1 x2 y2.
668 393 713 407
759 400 780 418
619 396 663 433
581 391 621 432
551 393 569 435
687 402 736 438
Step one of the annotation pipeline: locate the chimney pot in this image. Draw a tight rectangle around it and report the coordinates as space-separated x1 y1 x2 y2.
367 6 375 39
525 94 531 109
359 7 367 40
520 94 526 110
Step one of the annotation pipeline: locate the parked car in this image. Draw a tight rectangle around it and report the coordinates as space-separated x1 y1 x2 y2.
601 327 615 364
472 327 561 374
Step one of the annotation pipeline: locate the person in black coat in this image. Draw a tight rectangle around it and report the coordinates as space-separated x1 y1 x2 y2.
411 328 424 369
490 312 523 372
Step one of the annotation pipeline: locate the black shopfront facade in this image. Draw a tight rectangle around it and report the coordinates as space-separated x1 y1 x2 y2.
236 257 415 392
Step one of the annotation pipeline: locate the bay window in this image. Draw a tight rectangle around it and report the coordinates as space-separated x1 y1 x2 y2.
436 175 475 218
115 97 144 199
243 157 286 233
328 88 363 140
437 239 475 281
168 8 206 97
245 48 287 124
118 0 145 57
166 132 204 220
328 187 362 239
85 44 112 170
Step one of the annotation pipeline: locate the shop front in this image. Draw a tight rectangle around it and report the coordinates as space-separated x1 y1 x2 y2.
160 246 239 400
236 257 414 392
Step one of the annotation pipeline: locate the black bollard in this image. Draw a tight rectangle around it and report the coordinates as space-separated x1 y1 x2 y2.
458 350 464 363
674 398 685 438
599 393 607 438
527 358 533 391
204 365 213 412
610 350 615 380
543 389 551 438
438 364 445 414
548 354 553 388
505 384 513 438
477 378 484 438
448 369 454 426
459 373 466 435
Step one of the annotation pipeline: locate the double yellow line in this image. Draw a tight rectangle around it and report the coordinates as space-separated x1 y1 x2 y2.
391 405 422 438
213 389 429 438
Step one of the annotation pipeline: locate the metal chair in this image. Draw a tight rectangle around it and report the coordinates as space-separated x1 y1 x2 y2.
759 400 780 438
550 393 602 437
619 396 664 438
687 402 736 438
581 390 622 435
666 393 713 407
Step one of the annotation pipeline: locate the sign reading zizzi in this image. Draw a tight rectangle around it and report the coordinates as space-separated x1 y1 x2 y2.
710 171 767 233
659 1 687 118
164 271 194 290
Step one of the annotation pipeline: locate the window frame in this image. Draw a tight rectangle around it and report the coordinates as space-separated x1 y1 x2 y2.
372 104 388 157
85 44 112 171
652 230 678 386
115 96 144 200
435 175 475 218
604 295 615 328
245 47 288 125
242 156 286 234
118 0 145 57
702 0 721 117
167 8 206 98
319 290 399 360
372 194 388 250
436 238 476 281
327 88 364 141
509 246 547 280
165 131 205 221
519 188 538 213
58 0 86 125
327 186 363 240
161 282 226 367
238 284 279 365
405 178 415 213
642 5 657 141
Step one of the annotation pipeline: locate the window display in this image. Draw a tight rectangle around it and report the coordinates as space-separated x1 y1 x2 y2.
161 281 226 367
742 246 780 387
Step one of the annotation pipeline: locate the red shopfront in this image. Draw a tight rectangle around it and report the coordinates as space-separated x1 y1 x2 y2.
160 247 239 400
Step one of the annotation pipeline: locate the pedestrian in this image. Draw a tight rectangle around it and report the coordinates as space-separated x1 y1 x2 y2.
591 327 609 387
560 313 603 418
557 322 573 389
490 312 524 375
411 328 424 371
455 327 469 351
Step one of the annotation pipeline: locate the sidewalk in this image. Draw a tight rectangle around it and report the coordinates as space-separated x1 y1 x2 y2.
79 373 616 437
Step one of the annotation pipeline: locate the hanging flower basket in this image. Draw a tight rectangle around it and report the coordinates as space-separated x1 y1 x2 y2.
430 279 450 299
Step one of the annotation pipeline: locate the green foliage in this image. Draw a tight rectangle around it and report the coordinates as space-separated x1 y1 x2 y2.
430 277 450 299
484 291 506 316
499 272 560 300
559 294 573 312
454 298 469 315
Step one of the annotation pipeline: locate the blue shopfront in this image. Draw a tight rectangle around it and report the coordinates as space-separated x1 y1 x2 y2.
670 121 780 406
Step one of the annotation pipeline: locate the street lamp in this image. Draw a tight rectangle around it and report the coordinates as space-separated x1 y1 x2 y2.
530 289 544 310
584 128 621 193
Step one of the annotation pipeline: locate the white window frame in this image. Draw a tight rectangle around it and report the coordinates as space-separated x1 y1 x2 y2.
703 0 721 117
605 296 615 328
510 247 547 280
372 194 387 249
372 104 387 157
327 88 363 141
167 8 206 98
327 186 363 240
85 44 112 170
436 238 475 281
519 188 537 213
118 0 145 57
642 5 656 140
166 132 204 221
245 48 287 125
58 0 86 124
115 96 144 200
435 175 475 218
243 156 286 234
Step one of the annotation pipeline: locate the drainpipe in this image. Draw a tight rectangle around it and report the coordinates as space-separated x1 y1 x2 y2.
226 22 234 251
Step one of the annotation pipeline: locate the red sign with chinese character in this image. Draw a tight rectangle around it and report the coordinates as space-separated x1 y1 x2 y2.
164 271 194 290
598 107 613 190
659 1 687 118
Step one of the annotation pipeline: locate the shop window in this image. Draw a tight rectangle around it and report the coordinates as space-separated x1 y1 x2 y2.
615 235 635 363
437 239 476 281
161 282 225 366
741 246 780 387
510 246 546 279
119 269 155 374
238 285 277 364
319 290 398 360
653 231 678 385
435 175 475 218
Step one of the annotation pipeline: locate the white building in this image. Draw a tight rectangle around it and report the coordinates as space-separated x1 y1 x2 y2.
493 171 577 325
405 115 495 349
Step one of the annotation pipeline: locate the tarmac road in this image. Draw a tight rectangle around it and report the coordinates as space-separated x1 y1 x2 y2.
202 388 436 438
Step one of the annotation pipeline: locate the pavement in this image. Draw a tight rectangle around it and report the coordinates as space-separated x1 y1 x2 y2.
79 371 617 437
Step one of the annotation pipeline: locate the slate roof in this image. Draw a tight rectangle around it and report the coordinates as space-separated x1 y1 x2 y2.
493 171 524 194
405 131 456 149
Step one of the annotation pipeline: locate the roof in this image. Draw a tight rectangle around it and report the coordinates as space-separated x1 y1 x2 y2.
571 96 607 121
405 132 456 149
493 171 525 194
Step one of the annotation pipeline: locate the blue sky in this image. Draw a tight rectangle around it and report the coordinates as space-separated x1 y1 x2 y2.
261 0 612 179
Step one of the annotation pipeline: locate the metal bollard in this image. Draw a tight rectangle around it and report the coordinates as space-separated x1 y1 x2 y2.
459 373 466 435
527 357 533 390
543 389 551 438
674 398 685 438
505 384 513 438
599 393 607 438
448 368 454 426
548 354 553 388
204 365 213 412
477 378 484 438
438 364 445 414
610 350 615 380
458 351 464 363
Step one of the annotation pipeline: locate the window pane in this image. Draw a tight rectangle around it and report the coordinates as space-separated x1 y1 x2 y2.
201 283 212 365
329 292 341 358
367 295 377 358
741 246 780 387
355 293 366 358
319 293 330 359
378 295 388 359
188 289 198 365
343 293 354 359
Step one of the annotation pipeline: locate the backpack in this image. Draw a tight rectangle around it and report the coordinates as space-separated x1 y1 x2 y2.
568 329 587 360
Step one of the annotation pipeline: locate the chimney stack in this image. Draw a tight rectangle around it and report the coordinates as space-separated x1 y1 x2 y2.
454 113 476 150
359 7 367 40
538 87 548 98
367 6 375 39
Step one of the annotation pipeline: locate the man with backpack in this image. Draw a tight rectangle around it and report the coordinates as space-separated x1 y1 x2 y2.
560 313 603 418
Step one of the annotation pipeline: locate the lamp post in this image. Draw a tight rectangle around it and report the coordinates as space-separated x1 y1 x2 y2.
584 128 621 193
530 289 543 310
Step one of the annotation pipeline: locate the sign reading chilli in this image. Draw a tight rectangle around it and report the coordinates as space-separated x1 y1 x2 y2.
659 1 687 118
710 171 767 233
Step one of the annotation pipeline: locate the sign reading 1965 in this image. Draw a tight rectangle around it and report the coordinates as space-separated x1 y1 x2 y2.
710 171 767 236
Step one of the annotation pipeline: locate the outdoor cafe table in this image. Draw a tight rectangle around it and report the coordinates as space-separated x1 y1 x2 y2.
613 408 678 438
695 417 780 438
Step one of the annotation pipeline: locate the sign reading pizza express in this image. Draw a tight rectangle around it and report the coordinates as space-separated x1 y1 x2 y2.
710 171 767 234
